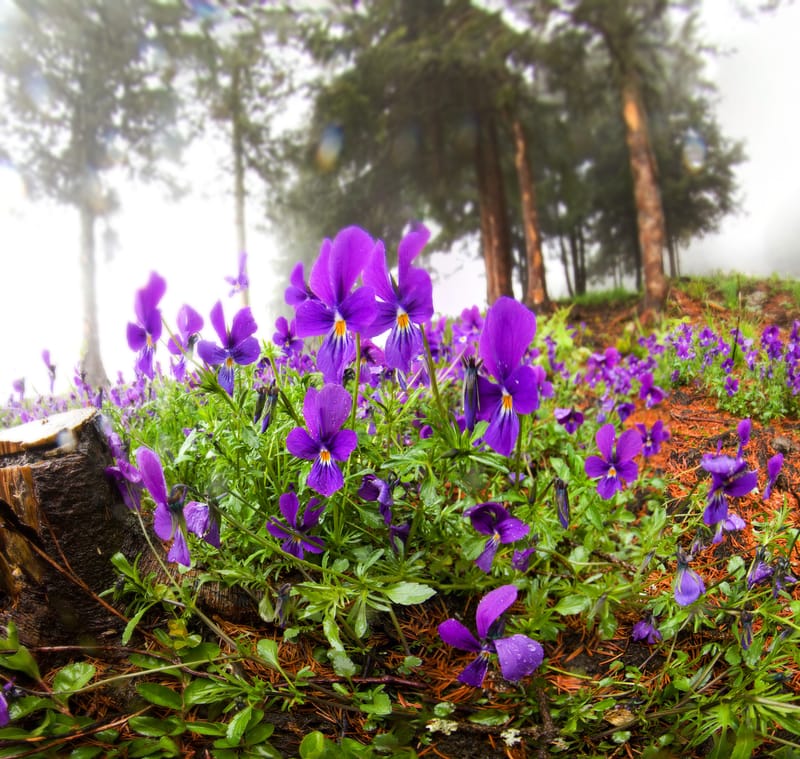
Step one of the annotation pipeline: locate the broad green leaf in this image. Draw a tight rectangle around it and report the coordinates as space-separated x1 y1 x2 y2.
69 747 105 759
256 638 280 669
299 730 327 759
53 662 95 695
128 716 172 737
383 582 436 605
554 595 589 616
136 683 183 710
0 621 41 681
328 650 357 678
226 705 253 744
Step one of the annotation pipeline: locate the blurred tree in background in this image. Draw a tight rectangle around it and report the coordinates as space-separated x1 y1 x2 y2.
0 0 187 385
0 0 745 370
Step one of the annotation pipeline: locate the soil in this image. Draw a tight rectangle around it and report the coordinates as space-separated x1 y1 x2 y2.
13 278 800 759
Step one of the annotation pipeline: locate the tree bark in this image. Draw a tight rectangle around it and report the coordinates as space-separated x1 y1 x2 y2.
0 409 131 653
619 70 668 312
475 113 514 304
79 202 109 387
511 116 549 311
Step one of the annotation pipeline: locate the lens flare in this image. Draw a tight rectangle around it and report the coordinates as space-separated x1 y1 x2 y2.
682 130 706 173
315 125 343 171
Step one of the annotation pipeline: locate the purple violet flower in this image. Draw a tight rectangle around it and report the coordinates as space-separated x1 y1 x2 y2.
464 502 529 572
273 316 303 356
772 557 797 598
638 371 667 408
712 511 746 544
358 473 395 525
632 616 662 645
136 447 218 566
42 350 56 394
285 262 312 307
554 477 570 529
763 453 784 500
225 251 249 298
293 227 378 383
126 271 167 379
674 546 705 606
438 585 544 687
362 223 434 373
636 420 670 457
286 384 358 497
266 490 325 559
584 423 642 499
462 354 483 432
0 681 13 727
700 452 757 526
554 407 584 434
475 297 540 457
196 300 261 396
168 304 204 382
512 545 536 572
747 547 774 590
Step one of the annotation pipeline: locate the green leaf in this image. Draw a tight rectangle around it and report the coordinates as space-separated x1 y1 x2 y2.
226 705 253 744
129 716 173 737
360 690 391 716
328 650 357 678
69 747 105 759
256 638 281 669
554 595 589 616
0 621 41 681
183 679 230 707
53 662 95 695
122 605 152 646
383 582 436 605
186 721 228 737
136 683 183 710
299 731 328 759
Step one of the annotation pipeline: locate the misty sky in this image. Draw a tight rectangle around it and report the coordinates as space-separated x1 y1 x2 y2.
2 1 800 400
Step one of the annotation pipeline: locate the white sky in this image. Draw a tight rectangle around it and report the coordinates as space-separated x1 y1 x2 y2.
2 1 800 400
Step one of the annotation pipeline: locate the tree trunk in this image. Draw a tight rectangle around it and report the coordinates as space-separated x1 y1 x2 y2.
0 409 131 654
0 409 257 659
475 113 514 304
511 117 549 311
232 62 249 308
557 232 574 298
619 70 668 313
79 203 109 387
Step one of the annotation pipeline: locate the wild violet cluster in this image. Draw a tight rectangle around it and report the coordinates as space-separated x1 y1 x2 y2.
5 225 798 710
102 224 800 678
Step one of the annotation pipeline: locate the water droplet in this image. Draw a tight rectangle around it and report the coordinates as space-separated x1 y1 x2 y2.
682 130 706 172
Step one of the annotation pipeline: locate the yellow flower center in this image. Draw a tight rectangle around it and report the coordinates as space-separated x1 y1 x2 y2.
334 318 347 338
501 393 513 412
319 448 331 464
396 311 410 330
225 356 235 368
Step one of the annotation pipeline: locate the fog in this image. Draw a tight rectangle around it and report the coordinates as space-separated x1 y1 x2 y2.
2 1 800 400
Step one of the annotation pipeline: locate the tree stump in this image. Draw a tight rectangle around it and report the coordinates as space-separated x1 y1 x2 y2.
0 408 133 653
